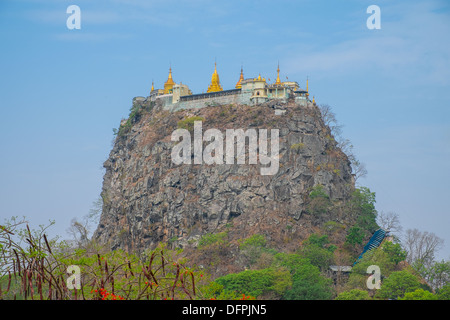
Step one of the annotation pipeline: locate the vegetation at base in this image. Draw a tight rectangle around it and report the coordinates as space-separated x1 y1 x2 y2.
2 182 449 300
335 289 370 300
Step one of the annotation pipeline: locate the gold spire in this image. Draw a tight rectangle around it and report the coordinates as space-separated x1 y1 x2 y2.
207 62 223 93
235 66 244 89
275 62 281 85
164 67 175 94
306 76 309 98
151 80 154 93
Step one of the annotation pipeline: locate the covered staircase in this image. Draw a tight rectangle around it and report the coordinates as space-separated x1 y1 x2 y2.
353 228 387 266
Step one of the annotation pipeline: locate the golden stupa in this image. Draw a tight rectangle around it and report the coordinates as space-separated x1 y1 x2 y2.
207 62 223 93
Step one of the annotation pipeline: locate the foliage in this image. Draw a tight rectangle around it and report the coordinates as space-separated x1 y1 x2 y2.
345 226 365 246
307 185 331 216
382 241 407 265
272 252 334 300
335 289 371 300
422 260 450 291
290 143 305 151
198 232 227 249
177 116 205 132
299 234 335 272
399 288 437 300
0 217 208 300
199 281 256 300
215 267 292 299
376 270 421 300
239 234 267 251
344 187 379 251
114 102 148 137
309 185 329 200
351 187 378 234
346 246 396 291
238 234 267 266
282 263 333 300
436 283 450 300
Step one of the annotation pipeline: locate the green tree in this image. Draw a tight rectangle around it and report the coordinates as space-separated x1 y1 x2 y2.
215 267 292 299
345 226 365 246
346 246 395 291
377 270 421 300
425 260 450 291
299 234 335 272
400 288 437 300
348 187 379 235
436 283 450 300
282 263 333 300
335 289 370 300
273 252 333 300
382 241 407 265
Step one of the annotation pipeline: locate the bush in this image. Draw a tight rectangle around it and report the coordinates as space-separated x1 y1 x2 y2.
349 187 379 235
335 289 371 300
400 288 437 300
436 284 450 300
272 252 333 300
376 270 421 300
382 241 407 265
307 185 331 216
239 234 267 266
177 116 205 132
345 226 365 246
282 263 333 300
299 234 335 272
198 232 227 249
215 267 292 299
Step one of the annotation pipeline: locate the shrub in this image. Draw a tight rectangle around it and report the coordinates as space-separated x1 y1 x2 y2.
436 284 450 300
307 185 331 216
272 252 333 300
400 288 437 300
335 289 371 300
198 232 227 249
239 234 267 266
345 226 365 246
177 116 205 132
382 241 407 265
215 267 292 299
290 143 305 151
376 270 421 300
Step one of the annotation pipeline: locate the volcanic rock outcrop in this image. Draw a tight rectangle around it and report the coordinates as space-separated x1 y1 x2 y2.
94 98 355 258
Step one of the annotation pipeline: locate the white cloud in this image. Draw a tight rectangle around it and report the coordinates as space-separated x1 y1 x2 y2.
285 1 450 86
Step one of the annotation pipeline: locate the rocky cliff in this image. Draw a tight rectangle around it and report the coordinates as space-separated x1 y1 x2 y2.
93 98 356 273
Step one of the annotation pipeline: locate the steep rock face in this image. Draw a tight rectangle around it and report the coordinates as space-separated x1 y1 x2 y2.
94 99 355 258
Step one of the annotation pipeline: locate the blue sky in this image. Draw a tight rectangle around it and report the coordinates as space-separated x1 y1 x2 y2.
0 0 449 259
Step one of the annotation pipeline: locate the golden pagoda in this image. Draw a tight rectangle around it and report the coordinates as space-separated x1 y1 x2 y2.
306 76 309 99
163 67 175 94
207 62 223 93
235 67 244 89
275 63 281 85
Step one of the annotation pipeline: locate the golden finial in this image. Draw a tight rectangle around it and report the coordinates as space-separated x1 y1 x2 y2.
275 62 281 85
151 80 154 92
306 76 309 98
235 66 244 89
